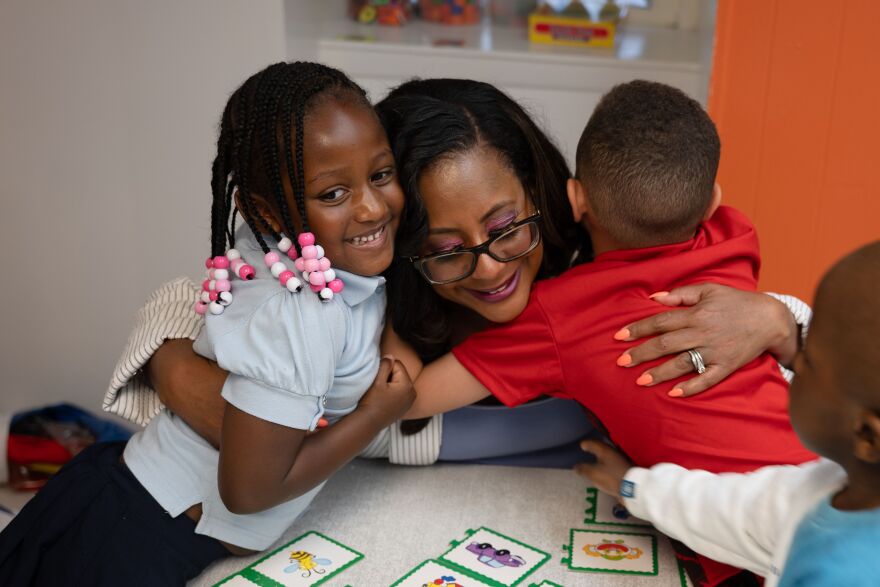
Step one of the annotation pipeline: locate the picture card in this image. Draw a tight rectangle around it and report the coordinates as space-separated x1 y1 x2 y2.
215 531 363 587
584 487 651 528
677 558 695 587
390 560 496 587
564 529 658 576
214 575 259 587
439 527 550 587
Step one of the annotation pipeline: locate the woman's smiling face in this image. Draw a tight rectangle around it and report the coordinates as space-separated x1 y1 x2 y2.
417 146 543 323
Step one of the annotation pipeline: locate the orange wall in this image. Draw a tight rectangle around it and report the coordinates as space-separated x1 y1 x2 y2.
709 0 880 301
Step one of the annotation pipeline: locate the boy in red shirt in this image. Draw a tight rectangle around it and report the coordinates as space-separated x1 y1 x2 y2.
402 81 815 586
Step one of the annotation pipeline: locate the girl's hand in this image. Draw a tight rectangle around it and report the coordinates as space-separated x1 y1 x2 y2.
615 283 798 398
574 440 633 497
358 356 415 428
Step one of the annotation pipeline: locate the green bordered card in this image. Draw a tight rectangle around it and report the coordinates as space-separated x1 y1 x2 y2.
434 527 551 587
562 528 658 576
390 559 497 587
677 557 695 587
213 531 363 587
527 581 565 587
584 487 651 528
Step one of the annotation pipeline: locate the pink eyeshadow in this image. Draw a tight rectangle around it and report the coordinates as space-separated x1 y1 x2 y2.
428 238 464 253
486 211 518 232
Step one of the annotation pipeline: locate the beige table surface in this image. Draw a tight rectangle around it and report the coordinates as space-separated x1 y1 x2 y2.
189 459 687 587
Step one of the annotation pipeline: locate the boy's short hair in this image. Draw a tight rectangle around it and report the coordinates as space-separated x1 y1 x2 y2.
575 80 721 248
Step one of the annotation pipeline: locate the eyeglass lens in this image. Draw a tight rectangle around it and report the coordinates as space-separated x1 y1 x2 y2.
422 222 538 283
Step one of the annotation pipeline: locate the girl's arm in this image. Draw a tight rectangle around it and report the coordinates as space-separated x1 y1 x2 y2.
614 284 807 397
146 339 228 448
219 357 414 514
402 352 491 420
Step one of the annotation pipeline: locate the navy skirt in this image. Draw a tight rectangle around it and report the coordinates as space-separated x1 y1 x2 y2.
0 441 228 586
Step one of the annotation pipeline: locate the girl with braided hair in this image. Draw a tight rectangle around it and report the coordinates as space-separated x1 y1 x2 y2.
0 61 411 585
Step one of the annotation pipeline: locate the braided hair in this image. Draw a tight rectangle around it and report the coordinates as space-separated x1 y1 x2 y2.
209 62 370 259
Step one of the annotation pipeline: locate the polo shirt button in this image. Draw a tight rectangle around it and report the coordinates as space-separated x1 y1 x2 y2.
321 396 327 406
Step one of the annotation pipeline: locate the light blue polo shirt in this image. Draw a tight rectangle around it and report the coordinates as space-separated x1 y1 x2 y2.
124 228 386 550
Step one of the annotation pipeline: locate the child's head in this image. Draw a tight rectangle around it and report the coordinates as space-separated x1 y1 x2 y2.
570 80 721 249
789 241 880 471
212 62 404 278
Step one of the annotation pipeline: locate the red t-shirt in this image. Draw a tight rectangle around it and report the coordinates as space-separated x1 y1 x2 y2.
453 206 816 584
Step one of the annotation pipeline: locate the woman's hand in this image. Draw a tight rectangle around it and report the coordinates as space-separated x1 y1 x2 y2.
574 440 633 497
357 356 416 428
146 338 229 447
614 283 799 397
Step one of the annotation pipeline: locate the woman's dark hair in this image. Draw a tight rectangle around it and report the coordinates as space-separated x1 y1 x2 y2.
209 62 369 258
376 78 591 362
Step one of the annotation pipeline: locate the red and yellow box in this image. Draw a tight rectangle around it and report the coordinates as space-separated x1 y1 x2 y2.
528 13 615 48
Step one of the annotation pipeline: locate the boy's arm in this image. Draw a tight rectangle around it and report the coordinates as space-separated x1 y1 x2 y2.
402 352 492 420
219 358 414 514
576 441 827 578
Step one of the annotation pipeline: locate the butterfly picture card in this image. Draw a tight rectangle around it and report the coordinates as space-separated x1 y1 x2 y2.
389 559 497 587
583 487 651 528
214 531 363 587
563 529 658 577
438 527 551 587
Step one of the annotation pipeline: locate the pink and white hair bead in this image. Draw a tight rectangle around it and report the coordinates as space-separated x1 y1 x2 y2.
193 232 343 316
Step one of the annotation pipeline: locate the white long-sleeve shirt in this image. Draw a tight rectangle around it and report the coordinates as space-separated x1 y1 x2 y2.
622 459 846 586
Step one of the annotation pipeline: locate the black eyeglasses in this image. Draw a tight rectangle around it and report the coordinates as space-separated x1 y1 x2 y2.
407 212 542 285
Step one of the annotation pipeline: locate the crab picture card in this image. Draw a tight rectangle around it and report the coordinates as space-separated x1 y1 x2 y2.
564 529 658 576
390 560 497 587
235 531 363 587
438 527 551 587
584 487 652 528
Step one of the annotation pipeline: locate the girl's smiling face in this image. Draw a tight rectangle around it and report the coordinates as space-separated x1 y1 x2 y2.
295 98 404 277
417 146 543 323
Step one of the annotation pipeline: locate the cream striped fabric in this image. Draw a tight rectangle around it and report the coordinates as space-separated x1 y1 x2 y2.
766 292 813 383
102 277 442 464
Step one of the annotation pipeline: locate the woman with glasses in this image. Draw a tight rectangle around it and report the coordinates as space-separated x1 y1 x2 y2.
105 78 808 467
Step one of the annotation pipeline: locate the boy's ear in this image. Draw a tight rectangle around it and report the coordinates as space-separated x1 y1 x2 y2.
702 183 723 221
567 178 589 223
853 408 880 464
234 190 283 234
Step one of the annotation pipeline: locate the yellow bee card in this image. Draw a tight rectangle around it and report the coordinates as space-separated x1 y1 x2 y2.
213 531 363 587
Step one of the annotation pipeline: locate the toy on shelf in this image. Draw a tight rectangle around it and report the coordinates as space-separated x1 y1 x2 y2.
419 0 481 25
528 0 616 49
599 0 622 25
349 0 410 26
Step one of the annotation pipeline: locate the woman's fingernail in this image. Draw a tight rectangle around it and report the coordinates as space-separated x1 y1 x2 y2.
636 373 653 386
613 328 631 341
318 418 329 428
668 388 684 398
616 353 633 367
649 291 670 299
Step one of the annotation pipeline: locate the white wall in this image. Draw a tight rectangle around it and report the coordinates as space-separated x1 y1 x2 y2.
0 1 286 415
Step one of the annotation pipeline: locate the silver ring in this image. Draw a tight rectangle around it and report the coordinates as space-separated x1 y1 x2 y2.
687 349 707 374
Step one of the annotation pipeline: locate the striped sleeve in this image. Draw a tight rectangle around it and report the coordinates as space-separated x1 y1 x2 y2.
765 292 813 383
388 414 443 465
102 277 204 426
357 416 444 465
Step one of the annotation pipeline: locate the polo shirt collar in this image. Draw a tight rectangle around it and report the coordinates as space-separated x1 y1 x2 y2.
333 269 385 307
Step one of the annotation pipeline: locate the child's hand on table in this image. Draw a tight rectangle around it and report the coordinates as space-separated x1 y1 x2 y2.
574 440 634 497
357 355 416 429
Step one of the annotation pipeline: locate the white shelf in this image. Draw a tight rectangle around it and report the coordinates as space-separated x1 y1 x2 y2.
300 18 703 71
